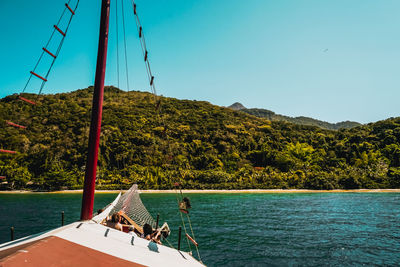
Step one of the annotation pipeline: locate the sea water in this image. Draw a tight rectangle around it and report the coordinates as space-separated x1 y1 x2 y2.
0 192 399 266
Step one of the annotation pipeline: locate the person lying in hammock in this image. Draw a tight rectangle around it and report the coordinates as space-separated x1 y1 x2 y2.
105 212 123 231
139 223 162 244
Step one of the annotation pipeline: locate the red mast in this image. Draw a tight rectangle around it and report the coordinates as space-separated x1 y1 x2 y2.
81 0 111 220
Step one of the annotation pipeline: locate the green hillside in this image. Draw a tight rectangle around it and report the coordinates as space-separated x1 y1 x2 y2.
228 102 361 130
0 87 399 190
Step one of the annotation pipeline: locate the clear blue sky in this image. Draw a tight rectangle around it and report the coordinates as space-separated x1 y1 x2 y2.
1 0 400 124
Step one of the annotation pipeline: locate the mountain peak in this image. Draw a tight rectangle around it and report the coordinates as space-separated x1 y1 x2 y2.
227 102 361 130
228 102 246 110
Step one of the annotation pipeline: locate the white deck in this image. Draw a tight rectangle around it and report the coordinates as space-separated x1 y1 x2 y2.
0 221 204 266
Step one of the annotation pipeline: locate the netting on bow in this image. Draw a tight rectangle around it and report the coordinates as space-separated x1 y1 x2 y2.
108 184 156 228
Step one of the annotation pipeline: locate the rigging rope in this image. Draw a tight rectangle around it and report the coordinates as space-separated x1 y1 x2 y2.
130 0 172 167
127 4 202 259
130 1 156 97
4 0 80 157
175 188 193 253
22 0 80 98
115 0 120 89
121 0 130 92
175 172 202 262
186 211 202 262
112 0 131 180
20 0 80 102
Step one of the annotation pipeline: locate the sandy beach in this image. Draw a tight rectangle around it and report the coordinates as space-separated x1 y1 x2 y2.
0 189 399 194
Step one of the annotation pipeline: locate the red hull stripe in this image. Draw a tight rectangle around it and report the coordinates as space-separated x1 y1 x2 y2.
54 25 66 36
43 47 56 58
65 3 75 15
6 121 27 129
18 95 36 105
30 71 47 82
0 149 16 154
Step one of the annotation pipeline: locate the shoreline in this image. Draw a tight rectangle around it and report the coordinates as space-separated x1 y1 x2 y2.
0 189 399 194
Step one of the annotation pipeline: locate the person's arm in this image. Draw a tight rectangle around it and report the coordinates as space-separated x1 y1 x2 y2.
151 231 162 244
116 223 123 231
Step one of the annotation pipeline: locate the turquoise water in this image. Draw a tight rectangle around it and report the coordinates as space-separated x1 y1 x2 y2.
0 193 399 266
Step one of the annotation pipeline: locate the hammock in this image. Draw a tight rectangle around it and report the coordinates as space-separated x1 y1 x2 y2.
92 192 121 223
96 184 156 228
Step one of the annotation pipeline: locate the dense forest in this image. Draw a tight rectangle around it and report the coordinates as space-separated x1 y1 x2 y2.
0 87 399 190
228 102 361 130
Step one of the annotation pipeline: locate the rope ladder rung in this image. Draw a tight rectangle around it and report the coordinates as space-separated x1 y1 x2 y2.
54 25 66 36
30 71 47 82
0 149 17 154
65 3 75 15
185 233 198 247
6 121 27 129
18 95 36 105
42 47 56 58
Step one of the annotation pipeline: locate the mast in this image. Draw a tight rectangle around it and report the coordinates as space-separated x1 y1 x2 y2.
81 0 111 220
